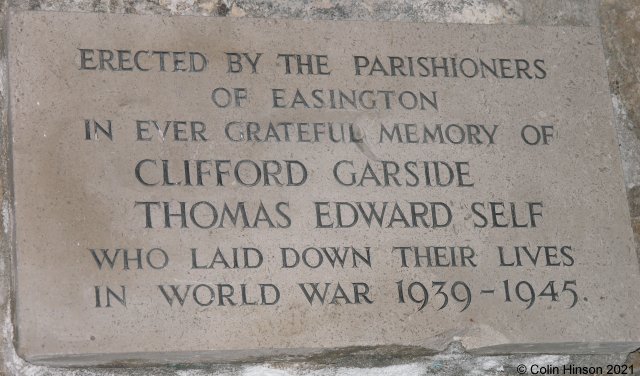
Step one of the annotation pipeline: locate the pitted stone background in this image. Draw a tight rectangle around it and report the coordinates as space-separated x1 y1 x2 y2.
0 0 638 374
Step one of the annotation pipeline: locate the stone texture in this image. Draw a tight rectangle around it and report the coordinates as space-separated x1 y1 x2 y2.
600 0 640 145
599 0 640 263
7 10 640 367
1 1 640 375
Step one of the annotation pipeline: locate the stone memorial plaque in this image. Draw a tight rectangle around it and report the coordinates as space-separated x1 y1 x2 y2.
8 11 640 365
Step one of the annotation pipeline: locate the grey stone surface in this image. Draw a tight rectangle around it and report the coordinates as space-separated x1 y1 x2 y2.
9 11 640 364
600 0 640 263
0 0 639 375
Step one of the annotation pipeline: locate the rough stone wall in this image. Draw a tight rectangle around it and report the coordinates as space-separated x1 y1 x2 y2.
600 0 640 261
0 0 638 374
